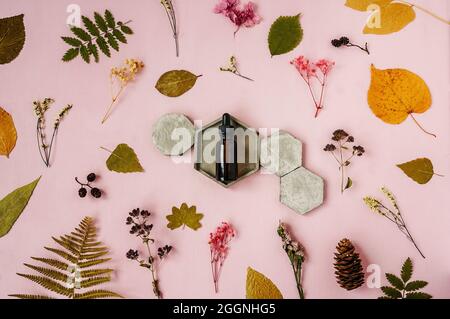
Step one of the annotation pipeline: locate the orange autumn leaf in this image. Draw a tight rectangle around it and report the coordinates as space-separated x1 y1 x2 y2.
0 106 17 158
367 65 435 137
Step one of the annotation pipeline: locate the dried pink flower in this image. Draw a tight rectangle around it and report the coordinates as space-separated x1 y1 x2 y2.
209 222 236 293
214 0 261 35
291 56 335 118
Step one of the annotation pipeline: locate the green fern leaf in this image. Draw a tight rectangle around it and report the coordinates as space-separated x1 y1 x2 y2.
23 263 68 282
120 25 133 35
113 29 127 43
81 276 111 288
62 234 83 244
96 36 110 57
94 12 108 32
62 48 79 62
385 273 404 290
31 257 68 271
401 258 413 283
82 16 100 36
81 247 108 254
381 286 402 299
88 43 99 63
80 45 90 63
81 269 113 278
83 241 103 248
61 37 82 47
405 280 428 292
44 247 77 263
70 26 91 41
104 10 116 28
106 33 119 51
17 274 72 297
74 290 123 299
9 294 53 299
78 258 111 269
406 292 432 299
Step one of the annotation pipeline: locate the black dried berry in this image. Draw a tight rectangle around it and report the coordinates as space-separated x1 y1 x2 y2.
87 173 96 182
79 188 87 198
339 36 350 45
331 39 342 47
91 188 102 198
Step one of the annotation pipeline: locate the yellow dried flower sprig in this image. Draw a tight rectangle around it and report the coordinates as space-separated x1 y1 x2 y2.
101 59 144 124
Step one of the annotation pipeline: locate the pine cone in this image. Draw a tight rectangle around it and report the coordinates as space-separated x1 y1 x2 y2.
334 239 365 291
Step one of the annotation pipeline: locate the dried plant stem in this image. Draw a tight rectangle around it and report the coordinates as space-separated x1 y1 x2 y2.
162 1 179 57
346 42 370 55
102 84 126 124
398 1 450 25
36 120 58 167
144 239 162 299
291 258 304 299
409 114 436 138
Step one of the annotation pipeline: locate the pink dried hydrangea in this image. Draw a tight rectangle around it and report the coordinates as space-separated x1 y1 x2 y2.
214 0 261 35
291 56 335 118
209 222 236 293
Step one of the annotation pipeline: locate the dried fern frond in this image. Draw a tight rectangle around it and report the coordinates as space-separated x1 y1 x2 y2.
11 217 122 299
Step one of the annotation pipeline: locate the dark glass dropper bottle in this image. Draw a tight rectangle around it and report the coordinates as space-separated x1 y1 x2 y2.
216 113 238 183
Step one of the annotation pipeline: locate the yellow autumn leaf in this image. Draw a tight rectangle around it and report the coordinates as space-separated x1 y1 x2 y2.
246 267 283 299
368 65 435 137
363 2 415 35
0 106 17 158
345 0 392 12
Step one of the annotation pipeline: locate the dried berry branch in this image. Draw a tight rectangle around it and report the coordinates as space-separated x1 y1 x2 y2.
33 98 72 167
363 187 425 259
208 222 236 293
331 36 369 55
126 208 172 299
291 56 334 118
277 222 306 299
324 129 365 194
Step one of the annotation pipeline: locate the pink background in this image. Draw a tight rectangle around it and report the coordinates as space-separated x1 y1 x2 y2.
0 0 449 299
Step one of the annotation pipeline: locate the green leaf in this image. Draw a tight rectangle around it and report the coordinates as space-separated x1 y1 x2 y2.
104 10 116 28
105 144 144 173
405 292 432 299
62 48 79 62
112 29 127 43
0 14 26 64
120 25 133 35
397 158 436 185
94 12 108 32
106 33 119 51
345 177 353 190
70 26 91 41
381 286 402 299
166 203 204 231
9 294 53 299
88 43 99 63
405 280 428 292
385 273 404 290
155 70 201 97
61 36 82 47
268 14 303 57
401 258 413 283
74 289 123 299
0 177 41 238
96 36 110 57
79 45 90 63
82 16 100 36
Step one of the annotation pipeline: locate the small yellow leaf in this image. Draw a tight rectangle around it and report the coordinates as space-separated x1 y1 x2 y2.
0 106 17 158
363 3 415 35
246 267 283 299
166 203 204 231
368 65 435 137
345 0 392 12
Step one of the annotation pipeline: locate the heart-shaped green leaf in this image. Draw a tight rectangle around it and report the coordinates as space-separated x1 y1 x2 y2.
104 144 144 173
0 14 26 64
268 14 303 57
0 177 41 238
155 70 201 97
397 158 436 185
